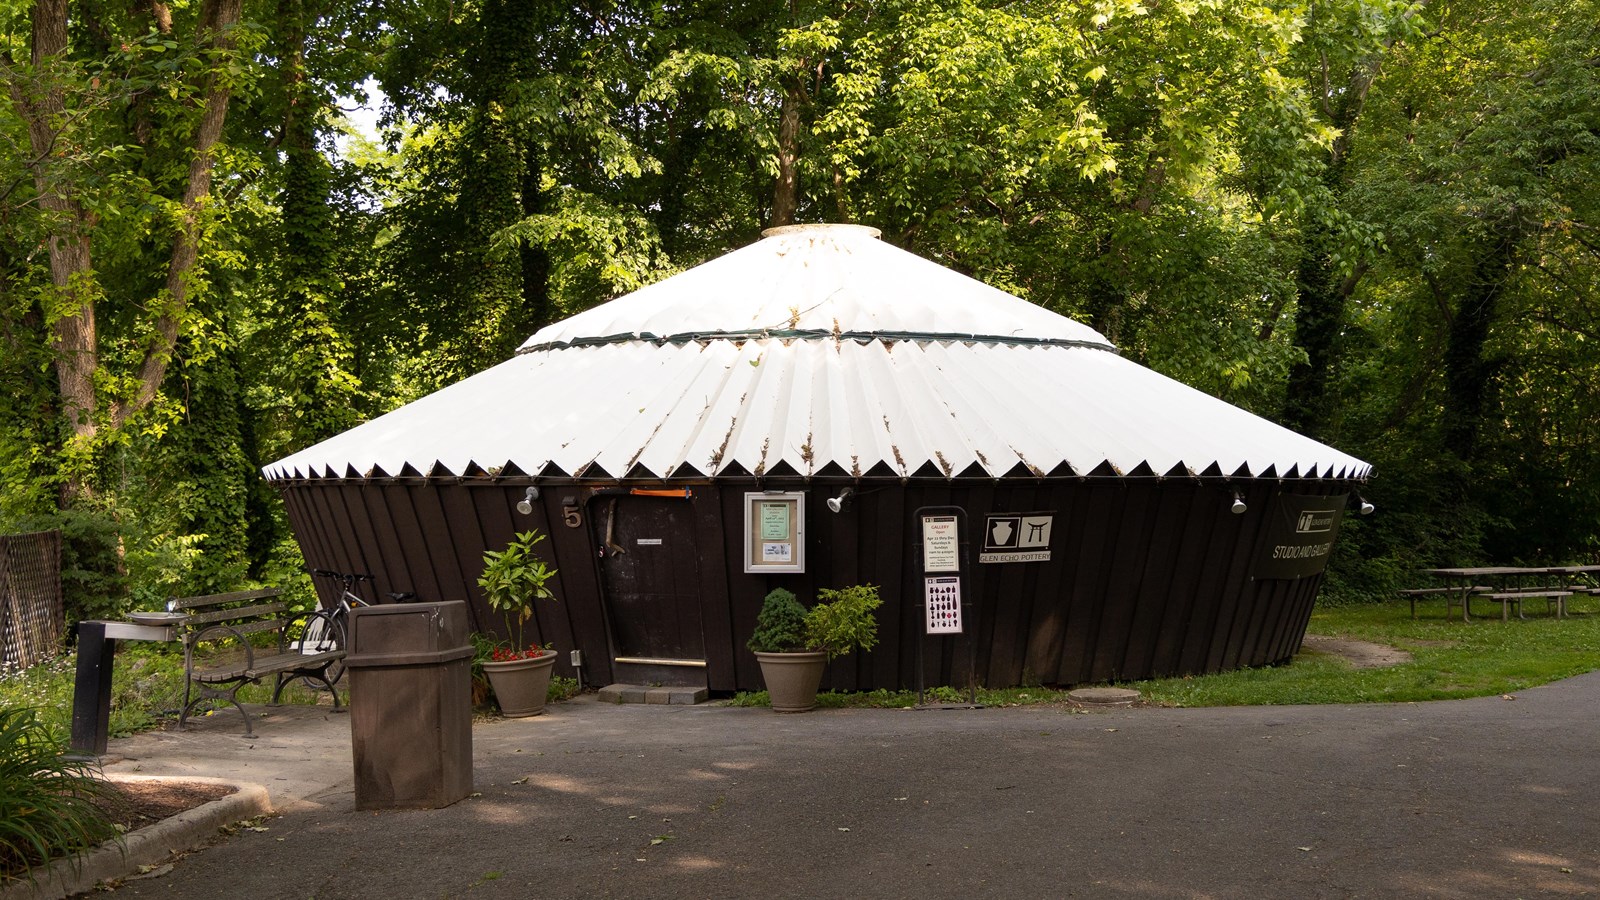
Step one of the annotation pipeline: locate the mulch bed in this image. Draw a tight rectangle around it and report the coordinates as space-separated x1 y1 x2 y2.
95 780 235 833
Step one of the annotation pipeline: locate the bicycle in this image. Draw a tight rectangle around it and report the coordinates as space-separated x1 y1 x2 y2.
301 569 420 687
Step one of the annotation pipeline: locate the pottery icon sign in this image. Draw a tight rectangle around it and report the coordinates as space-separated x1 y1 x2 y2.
980 513 1053 564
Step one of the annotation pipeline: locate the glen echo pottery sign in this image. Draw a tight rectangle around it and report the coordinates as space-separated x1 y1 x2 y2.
1255 493 1349 580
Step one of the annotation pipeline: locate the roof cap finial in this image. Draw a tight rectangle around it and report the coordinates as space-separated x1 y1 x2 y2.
761 223 882 239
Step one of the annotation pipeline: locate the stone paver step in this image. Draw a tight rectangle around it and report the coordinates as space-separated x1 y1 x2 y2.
597 684 709 705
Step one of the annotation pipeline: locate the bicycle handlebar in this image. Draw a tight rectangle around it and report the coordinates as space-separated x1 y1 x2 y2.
311 568 372 581
311 569 425 603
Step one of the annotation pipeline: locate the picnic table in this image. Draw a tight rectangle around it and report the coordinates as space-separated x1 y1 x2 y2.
1419 566 1595 622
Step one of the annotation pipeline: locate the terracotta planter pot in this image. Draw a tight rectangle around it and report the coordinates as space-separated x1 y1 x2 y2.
754 651 828 712
482 650 558 717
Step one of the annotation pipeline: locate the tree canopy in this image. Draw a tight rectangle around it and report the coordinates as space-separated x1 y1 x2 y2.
1 0 1596 616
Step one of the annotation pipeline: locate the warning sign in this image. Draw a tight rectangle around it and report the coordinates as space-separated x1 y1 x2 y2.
980 513 1053 564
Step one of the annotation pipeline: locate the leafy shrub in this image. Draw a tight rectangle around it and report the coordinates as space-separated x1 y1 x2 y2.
10 509 127 625
477 530 558 654
805 584 881 660
747 588 808 653
0 707 116 883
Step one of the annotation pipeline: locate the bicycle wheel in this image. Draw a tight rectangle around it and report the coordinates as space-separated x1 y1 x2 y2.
294 609 348 689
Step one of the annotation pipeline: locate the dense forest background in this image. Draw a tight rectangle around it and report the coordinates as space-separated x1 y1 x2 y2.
2 0 1596 621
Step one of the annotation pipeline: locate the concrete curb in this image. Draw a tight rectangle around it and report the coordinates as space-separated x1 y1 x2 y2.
1 776 272 900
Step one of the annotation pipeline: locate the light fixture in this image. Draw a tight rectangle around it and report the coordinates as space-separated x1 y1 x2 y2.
1354 492 1375 516
827 488 855 514
1230 491 1248 515
515 486 539 515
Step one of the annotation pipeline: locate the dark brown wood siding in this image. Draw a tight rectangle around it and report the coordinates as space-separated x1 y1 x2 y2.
275 476 1359 692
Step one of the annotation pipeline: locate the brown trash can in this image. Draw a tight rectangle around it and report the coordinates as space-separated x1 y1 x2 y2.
346 601 474 810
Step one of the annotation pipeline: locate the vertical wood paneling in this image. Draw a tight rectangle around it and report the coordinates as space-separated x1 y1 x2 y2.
545 488 610 684
1119 482 1193 678
1059 482 1121 683
275 475 1361 693
721 487 764 689
693 488 738 691
302 486 360 602
436 486 492 634
379 483 435 595
883 484 917 691
977 483 1024 687
1214 480 1276 671
342 486 399 601
1020 483 1071 687
1091 483 1156 682
409 485 471 604
1148 485 1220 674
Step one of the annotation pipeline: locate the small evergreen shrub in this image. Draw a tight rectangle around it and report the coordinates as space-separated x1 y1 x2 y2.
747 588 808 653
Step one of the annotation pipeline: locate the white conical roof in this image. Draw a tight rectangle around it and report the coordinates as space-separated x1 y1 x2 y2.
265 224 1370 482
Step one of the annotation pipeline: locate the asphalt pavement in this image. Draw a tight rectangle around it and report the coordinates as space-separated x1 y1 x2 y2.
100 672 1600 899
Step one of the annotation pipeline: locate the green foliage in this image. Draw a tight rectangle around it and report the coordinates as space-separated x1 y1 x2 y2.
1 0 1598 630
9 509 127 625
747 588 809 654
0 707 116 883
476 530 559 651
547 676 581 703
804 584 881 661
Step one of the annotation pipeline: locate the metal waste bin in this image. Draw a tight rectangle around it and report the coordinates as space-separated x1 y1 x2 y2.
346 601 474 810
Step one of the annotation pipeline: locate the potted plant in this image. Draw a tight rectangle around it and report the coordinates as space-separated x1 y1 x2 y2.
476 529 560 717
748 584 881 712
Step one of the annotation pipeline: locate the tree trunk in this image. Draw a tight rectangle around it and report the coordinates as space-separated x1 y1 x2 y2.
771 81 801 228
116 0 244 429
1282 220 1345 438
1442 230 1518 460
8 0 100 472
516 145 553 337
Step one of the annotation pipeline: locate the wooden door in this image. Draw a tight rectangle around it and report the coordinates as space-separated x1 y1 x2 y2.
594 495 707 686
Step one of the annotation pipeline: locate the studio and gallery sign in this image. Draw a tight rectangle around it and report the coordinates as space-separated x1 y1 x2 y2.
1255 493 1349 580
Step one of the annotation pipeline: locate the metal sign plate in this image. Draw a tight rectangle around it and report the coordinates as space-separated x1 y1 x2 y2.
925 576 963 634
979 513 1053 564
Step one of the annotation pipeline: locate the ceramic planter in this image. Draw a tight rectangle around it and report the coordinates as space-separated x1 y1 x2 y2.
754 651 828 712
482 650 558 717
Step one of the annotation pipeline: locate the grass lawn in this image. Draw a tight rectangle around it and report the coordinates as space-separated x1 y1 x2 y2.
1136 596 1600 707
730 597 1600 710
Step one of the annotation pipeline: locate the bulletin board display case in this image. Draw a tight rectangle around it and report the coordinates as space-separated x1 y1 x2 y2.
743 492 805 574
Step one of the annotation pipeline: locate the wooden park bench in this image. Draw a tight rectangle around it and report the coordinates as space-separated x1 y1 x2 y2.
170 588 346 738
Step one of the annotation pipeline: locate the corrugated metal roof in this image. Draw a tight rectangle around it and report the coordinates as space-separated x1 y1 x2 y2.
266 224 1370 482
519 224 1112 352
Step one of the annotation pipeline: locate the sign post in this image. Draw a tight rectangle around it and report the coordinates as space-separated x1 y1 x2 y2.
912 507 980 708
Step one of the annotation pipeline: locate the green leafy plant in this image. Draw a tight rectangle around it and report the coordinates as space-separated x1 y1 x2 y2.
0 707 117 883
476 530 558 659
805 584 882 660
747 588 808 653
746 585 882 659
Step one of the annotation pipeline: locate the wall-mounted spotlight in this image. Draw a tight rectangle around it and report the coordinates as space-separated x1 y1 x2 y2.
1230 491 1248 515
515 486 539 515
1354 492 1375 516
826 487 855 514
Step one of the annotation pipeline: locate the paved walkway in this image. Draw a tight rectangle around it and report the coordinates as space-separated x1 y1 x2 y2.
102 673 1600 898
